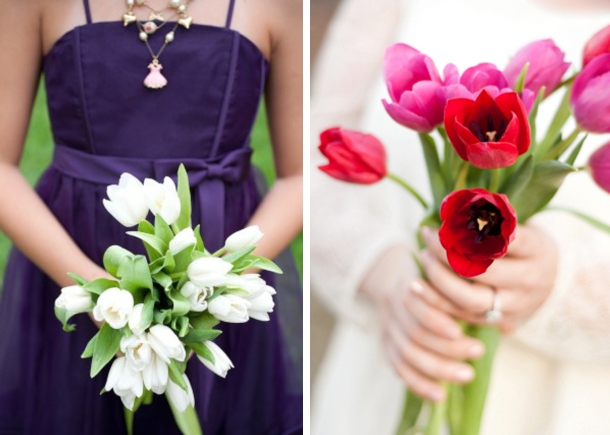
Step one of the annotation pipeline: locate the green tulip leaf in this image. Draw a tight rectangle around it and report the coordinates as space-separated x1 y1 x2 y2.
193 224 204 252
564 135 587 166
154 214 174 246
513 62 529 94
153 272 173 290
233 256 282 274
190 311 220 330
166 393 203 434
90 323 122 378
527 86 546 151
84 278 120 296
511 160 576 222
126 232 168 256
118 255 154 294
137 220 162 262
182 328 222 343
168 289 191 318
67 272 90 286
81 333 98 358
419 133 448 209
189 341 215 365
171 316 190 337
501 154 534 200
103 246 135 277
175 164 192 232
138 294 155 333
222 246 256 265
168 359 187 390
536 86 572 159
172 246 194 274
54 305 77 332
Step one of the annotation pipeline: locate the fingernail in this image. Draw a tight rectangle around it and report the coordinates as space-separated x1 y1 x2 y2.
443 324 461 339
410 281 424 295
455 367 474 382
467 343 484 358
428 388 445 402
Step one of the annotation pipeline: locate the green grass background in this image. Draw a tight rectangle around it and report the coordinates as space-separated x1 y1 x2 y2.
0 80 303 286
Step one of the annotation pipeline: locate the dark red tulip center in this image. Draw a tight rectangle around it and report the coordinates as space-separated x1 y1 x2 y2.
466 202 504 244
470 114 507 143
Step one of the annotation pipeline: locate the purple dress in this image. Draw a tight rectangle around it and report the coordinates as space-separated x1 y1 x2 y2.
0 1 302 434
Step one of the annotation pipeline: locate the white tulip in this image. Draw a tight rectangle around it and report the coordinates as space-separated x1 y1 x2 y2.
105 356 144 410
225 273 267 299
128 303 147 335
166 374 195 413
143 177 181 225
223 225 263 252
208 294 250 323
197 341 234 378
102 173 149 227
120 334 153 372
142 353 169 395
55 285 92 313
247 285 276 321
169 227 197 255
93 288 134 329
147 324 186 364
180 281 212 312
187 257 233 288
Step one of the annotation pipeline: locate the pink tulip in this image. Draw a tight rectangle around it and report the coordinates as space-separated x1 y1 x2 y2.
504 39 570 97
382 43 469 133
570 53 610 133
588 141 610 193
460 63 534 113
583 24 610 67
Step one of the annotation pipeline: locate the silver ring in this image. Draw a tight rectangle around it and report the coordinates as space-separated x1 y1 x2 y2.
484 286 502 323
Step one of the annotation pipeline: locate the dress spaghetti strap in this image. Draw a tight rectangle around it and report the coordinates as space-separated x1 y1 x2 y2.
225 0 236 28
83 0 93 24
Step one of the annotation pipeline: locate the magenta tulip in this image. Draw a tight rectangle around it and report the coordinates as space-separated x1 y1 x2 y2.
382 43 469 133
583 24 610 67
570 53 610 133
460 63 534 112
588 141 610 193
504 39 570 97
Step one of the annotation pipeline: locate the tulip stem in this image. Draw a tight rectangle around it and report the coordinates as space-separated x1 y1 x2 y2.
489 169 500 192
387 173 429 209
454 162 470 190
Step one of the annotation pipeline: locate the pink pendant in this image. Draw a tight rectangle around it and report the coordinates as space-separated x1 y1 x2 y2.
144 61 167 89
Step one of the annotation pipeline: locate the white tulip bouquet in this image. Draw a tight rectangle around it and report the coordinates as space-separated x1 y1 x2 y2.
54 165 281 434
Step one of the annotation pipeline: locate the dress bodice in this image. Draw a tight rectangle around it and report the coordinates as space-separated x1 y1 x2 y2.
42 15 269 159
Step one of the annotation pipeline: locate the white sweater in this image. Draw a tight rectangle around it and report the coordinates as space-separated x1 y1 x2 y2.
311 0 610 433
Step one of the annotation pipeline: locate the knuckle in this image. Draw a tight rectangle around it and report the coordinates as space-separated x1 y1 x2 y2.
407 324 426 343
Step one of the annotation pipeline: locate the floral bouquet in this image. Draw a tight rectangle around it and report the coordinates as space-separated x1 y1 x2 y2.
54 165 281 435
318 24 610 435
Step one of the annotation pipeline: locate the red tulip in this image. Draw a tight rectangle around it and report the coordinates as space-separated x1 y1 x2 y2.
439 189 517 278
444 90 530 169
318 127 387 184
588 141 610 193
583 24 610 67
570 53 610 133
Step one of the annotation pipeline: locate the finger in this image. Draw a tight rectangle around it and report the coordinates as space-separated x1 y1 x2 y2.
411 280 488 325
506 225 541 258
403 286 463 339
401 308 485 360
385 339 446 402
471 257 527 289
421 226 449 266
388 322 475 384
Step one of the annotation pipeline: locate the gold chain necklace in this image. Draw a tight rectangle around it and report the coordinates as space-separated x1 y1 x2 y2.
123 0 194 89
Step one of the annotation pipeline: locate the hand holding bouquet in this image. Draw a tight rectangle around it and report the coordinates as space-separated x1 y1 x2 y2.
318 23 610 435
54 165 281 434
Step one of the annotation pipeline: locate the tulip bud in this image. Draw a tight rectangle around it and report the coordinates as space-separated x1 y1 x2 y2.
570 54 610 133
142 353 169 395
504 39 570 97
166 374 195 412
318 128 387 184
143 177 181 225
223 226 263 252
147 324 186 363
103 173 149 227
104 356 144 410
128 303 147 335
180 281 212 312
187 257 233 288
225 273 267 299
120 334 153 371
93 288 134 329
55 285 92 314
247 285 276 322
169 227 197 255
208 294 250 323
197 341 234 378
588 141 610 193
583 24 610 67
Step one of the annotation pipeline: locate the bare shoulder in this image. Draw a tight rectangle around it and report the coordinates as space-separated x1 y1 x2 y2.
261 0 302 52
